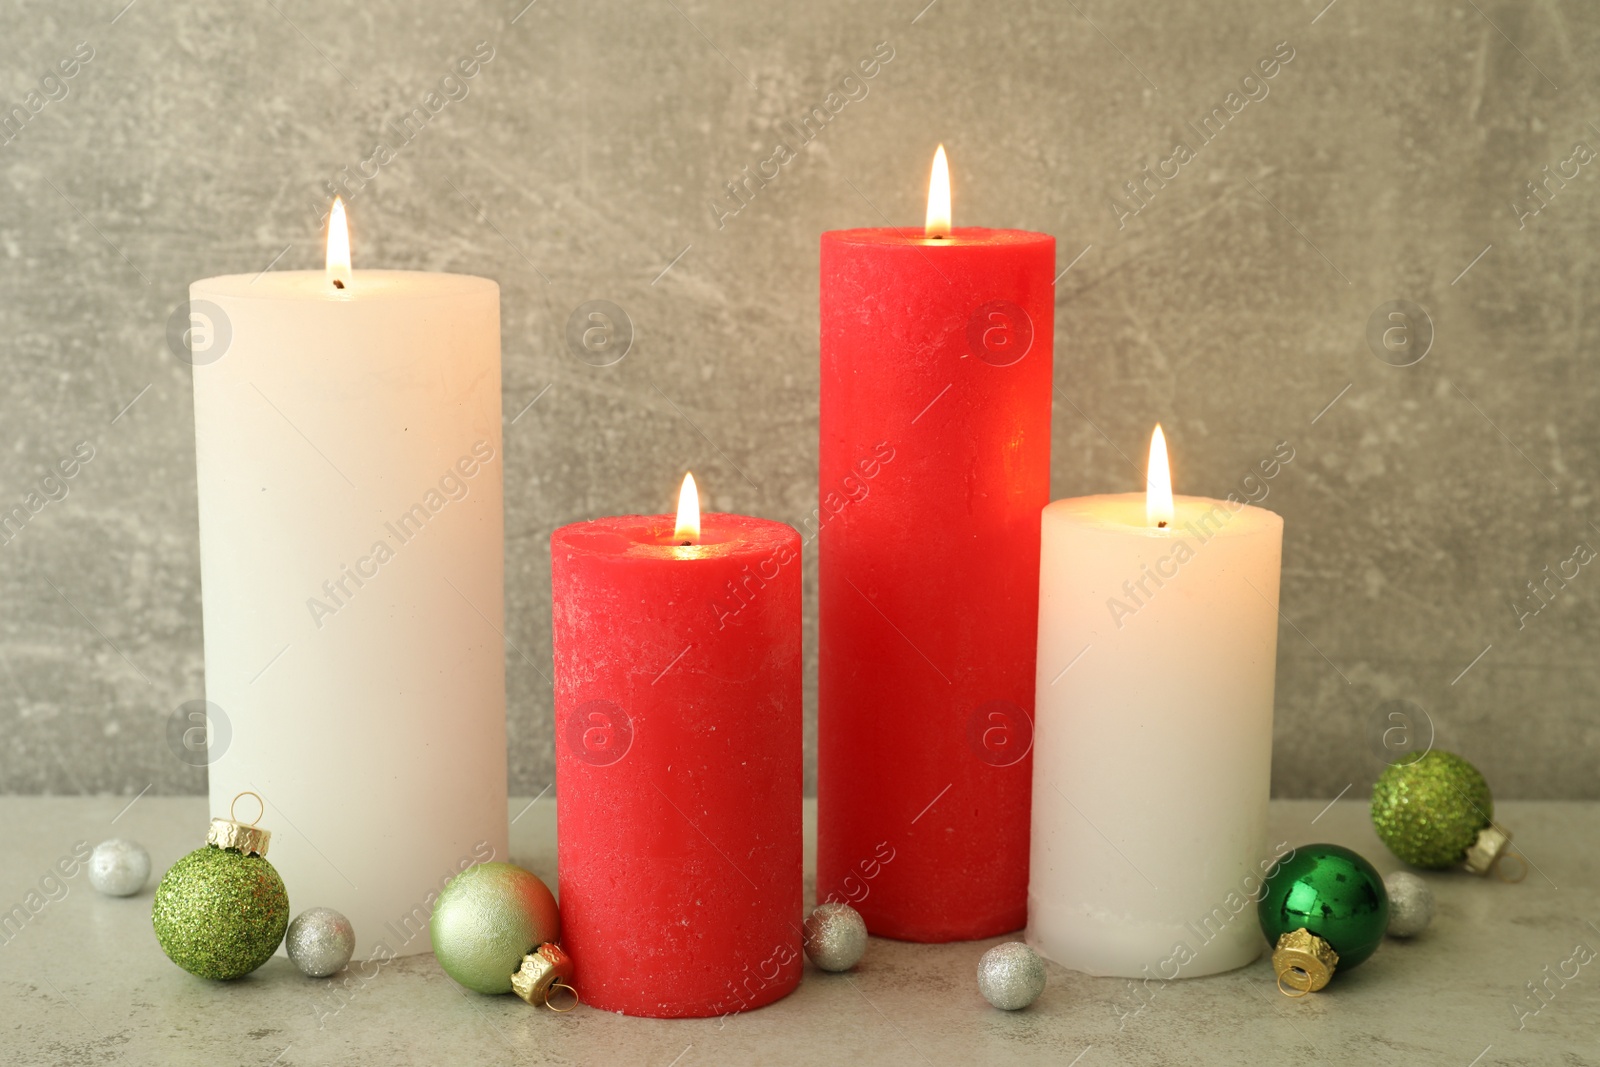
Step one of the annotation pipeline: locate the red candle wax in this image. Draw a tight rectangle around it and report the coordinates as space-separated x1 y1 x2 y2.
818 226 1054 941
551 512 803 1017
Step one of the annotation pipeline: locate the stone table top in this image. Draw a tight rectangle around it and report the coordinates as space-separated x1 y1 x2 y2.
1 797 1594 1065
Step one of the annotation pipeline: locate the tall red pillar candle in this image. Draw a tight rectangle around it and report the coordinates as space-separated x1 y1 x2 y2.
818 153 1054 941
551 488 803 1017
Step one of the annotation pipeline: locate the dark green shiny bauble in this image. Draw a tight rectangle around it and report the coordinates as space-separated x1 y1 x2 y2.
1371 750 1492 868
430 862 560 994
152 845 289 980
1257 843 1389 970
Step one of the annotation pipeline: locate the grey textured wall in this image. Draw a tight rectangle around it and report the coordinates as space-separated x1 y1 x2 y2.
1 0 1595 799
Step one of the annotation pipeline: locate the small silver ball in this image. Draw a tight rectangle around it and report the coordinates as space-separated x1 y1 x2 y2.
977 942 1046 1010
286 907 356 977
88 838 150 897
1384 870 1436 938
803 902 868 972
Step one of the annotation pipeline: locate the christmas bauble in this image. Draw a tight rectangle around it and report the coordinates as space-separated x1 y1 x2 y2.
803 902 867 972
89 838 151 897
1258 843 1388 993
1382 871 1435 938
286 907 356 977
152 816 288 980
1371 750 1496 870
976 942 1046 1010
430 862 560 994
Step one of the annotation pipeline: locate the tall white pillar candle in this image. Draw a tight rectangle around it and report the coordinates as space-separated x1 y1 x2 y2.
1028 432 1283 978
190 238 507 960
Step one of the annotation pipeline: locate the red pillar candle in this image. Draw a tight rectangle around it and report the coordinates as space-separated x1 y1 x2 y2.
551 476 803 1017
818 148 1054 941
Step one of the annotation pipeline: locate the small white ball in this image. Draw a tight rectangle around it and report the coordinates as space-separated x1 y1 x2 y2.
286 907 356 977
803 902 868 972
88 839 151 897
1384 870 1436 938
977 942 1046 1010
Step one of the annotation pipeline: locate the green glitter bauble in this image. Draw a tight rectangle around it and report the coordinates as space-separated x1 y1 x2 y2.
152 845 289 980
1371 750 1493 868
430 862 560 994
1258 843 1389 970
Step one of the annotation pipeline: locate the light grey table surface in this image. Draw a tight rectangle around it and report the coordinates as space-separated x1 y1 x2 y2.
1 797 1593 1066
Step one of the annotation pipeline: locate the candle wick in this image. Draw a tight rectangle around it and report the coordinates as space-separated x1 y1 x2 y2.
680 540 692 547
332 279 346 290
1157 521 1168 529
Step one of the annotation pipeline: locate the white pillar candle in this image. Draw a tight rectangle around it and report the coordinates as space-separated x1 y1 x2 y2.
1028 427 1283 978
190 206 507 959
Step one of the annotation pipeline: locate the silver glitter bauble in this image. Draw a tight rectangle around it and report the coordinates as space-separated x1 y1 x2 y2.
977 942 1046 1010
88 838 151 897
1383 871 1436 938
286 907 356 977
803 902 868 972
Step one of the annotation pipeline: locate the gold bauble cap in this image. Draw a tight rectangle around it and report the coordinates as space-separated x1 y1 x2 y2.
206 817 271 857
511 943 578 1010
1273 928 1339 996
1463 824 1524 880
205 792 271 857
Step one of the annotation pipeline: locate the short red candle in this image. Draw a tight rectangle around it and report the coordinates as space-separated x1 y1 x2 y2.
551 510 802 1017
818 225 1054 941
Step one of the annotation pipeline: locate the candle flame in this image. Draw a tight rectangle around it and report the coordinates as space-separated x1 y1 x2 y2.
1146 425 1174 528
674 472 701 543
326 197 351 290
925 144 951 238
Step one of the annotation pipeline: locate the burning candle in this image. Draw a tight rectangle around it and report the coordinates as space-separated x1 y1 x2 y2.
1027 427 1284 977
192 201 508 960
551 475 803 1017
818 147 1054 941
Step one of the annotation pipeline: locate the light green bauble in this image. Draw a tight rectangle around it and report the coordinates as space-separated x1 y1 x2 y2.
430 862 560 994
152 845 289 980
1371 750 1493 868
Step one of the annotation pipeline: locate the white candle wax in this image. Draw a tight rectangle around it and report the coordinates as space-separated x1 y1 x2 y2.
191 269 508 960
1028 492 1282 978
